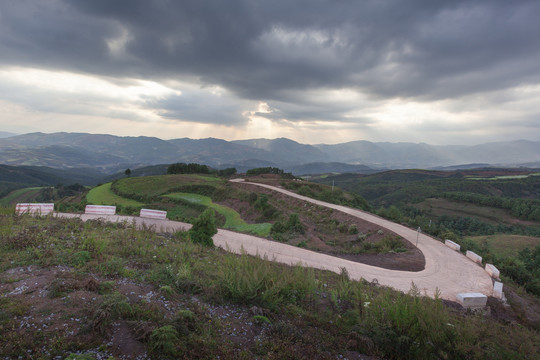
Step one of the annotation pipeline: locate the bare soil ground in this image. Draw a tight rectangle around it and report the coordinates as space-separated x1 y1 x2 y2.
229 180 425 272
0 265 375 359
2 265 537 359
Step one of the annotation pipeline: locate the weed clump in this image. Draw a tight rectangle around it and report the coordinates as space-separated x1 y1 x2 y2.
150 325 179 356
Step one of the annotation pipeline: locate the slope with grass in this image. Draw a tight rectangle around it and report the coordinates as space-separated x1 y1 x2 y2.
1 213 538 359
100 174 416 265
0 187 44 206
465 234 540 258
86 182 144 207
165 192 272 236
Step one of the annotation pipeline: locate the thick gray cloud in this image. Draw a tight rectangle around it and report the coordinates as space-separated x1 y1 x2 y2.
0 0 539 142
1 0 538 101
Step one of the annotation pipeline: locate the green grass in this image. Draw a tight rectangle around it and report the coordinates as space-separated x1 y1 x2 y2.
87 183 144 207
0 187 44 206
166 192 271 236
465 234 540 258
112 174 222 199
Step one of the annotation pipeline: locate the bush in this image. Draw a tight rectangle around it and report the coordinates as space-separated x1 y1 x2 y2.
271 213 305 238
189 208 217 247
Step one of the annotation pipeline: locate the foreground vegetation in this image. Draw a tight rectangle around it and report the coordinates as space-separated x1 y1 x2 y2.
1 213 539 359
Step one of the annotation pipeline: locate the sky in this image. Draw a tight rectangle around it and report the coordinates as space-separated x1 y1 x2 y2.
0 0 539 145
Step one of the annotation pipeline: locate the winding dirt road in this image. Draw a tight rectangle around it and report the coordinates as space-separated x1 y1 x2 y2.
55 180 495 301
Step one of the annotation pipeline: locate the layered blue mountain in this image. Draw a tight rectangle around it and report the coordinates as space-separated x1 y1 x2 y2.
1 132 539 174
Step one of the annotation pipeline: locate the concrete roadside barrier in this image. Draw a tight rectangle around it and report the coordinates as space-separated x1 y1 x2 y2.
445 239 460 251
466 250 483 265
140 209 167 220
493 281 504 300
16 203 54 215
456 292 487 309
485 264 500 280
85 205 116 215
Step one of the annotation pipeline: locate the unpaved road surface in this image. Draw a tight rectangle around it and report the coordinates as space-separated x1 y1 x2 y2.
56 180 495 301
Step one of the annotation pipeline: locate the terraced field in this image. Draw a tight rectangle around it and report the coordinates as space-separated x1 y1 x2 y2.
0 187 44 206
86 183 144 207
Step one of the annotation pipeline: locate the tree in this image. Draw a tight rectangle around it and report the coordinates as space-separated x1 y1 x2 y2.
189 208 217 247
167 163 210 175
125 168 132 177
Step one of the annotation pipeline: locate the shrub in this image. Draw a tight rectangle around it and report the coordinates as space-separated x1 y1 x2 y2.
189 208 217 247
271 213 305 237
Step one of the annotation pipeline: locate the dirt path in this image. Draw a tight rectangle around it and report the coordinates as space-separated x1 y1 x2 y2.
55 181 495 302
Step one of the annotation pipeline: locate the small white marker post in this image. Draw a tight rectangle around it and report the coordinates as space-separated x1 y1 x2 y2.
416 227 421 247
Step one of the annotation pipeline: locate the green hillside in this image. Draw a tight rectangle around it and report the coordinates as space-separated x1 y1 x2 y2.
86 183 144 207
69 172 417 262
0 187 43 206
165 192 272 236
314 168 540 296
0 214 538 359
0 164 104 200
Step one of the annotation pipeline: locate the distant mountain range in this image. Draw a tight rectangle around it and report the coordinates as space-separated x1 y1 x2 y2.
0 132 17 139
1 132 540 174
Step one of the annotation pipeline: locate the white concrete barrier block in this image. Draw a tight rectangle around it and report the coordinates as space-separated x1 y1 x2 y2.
466 250 483 265
445 239 460 251
485 264 500 279
16 203 54 215
493 281 504 300
85 205 116 215
140 209 167 220
456 292 487 309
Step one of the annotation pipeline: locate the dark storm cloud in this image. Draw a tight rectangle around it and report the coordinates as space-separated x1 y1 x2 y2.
1 0 539 107
148 91 250 125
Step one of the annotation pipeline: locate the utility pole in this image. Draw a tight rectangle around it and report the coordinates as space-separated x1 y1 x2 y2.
332 180 334 192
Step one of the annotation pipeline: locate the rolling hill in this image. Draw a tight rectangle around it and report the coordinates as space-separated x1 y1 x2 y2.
1 132 540 173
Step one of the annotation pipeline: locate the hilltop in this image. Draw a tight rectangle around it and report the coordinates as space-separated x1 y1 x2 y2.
71 173 421 271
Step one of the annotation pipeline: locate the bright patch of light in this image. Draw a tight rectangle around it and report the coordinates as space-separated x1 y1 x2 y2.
367 99 457 127
0 67 179 101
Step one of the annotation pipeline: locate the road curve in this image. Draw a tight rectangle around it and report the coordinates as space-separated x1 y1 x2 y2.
55 181 494 301
228 179 495 300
